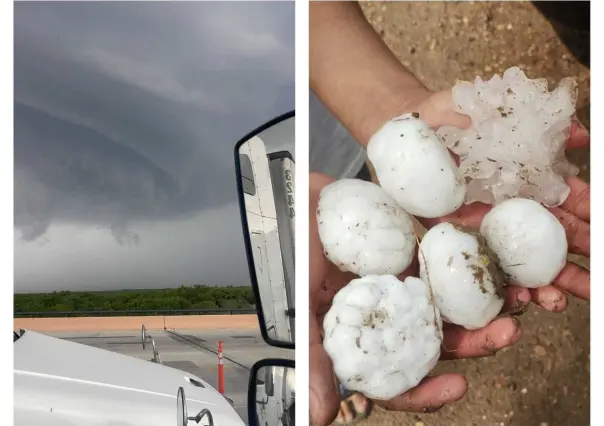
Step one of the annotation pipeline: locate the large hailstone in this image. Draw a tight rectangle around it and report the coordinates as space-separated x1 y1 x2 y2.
418 222 505 330
317 179 416 276
323 275 443 400
367 113 466 218
479 197 567 288
437 66 579 208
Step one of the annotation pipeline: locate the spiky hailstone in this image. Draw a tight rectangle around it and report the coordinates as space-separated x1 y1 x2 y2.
437 66 579 208
367 113 466 218
316 179 416 277
418 222 505 330
479 198 567 288
323 275 443 400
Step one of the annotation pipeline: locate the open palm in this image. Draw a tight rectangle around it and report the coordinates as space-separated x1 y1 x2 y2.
309 89 590 426
407 89 590 308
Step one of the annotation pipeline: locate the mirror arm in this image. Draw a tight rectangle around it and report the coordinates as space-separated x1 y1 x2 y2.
150 338 162 364
189 408 214 426
285 308 295 318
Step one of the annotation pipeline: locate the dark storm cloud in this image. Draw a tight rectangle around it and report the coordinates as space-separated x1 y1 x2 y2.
14 1 294 292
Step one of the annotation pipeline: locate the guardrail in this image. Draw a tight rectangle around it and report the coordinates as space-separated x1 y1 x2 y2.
14 308 256 318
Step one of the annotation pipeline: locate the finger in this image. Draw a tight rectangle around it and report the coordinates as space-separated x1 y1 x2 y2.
567 116 590 149
553 261 590 300
428 89 473 130
529 285 568 312
310 314 341 426
560 176 590 222
549 207 590 256
376 374 468 412
418 202 492 230
501 285 532 314
440 317 523 360
398 244 420 280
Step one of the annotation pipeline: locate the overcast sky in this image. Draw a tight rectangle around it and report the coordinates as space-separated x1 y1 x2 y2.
14 2 294 293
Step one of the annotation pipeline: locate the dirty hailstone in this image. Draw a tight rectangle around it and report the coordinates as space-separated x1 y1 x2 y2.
479 197 568 288
367 113 466 218
437 66 579 208
316 179 416 277
418 222 505 330
323 275 443 400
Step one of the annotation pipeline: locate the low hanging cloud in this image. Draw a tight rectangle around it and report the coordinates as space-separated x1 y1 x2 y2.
14 2 294 292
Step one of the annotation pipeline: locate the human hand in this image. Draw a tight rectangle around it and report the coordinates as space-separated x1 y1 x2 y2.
309 172 524 426
309 88 589 425
402 88 591 309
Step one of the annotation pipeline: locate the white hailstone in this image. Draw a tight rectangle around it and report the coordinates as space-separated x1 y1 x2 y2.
316 179 416 277
437 66 579 208
479 197 567 288
323 275 443 400
418 222 505 330
367 113 466 218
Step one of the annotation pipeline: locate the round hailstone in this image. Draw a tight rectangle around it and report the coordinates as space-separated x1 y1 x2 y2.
437 66 579 208
479 197 567 288
323 275 443 400
316 179 416 277
367 113 466 218
418 222 506 330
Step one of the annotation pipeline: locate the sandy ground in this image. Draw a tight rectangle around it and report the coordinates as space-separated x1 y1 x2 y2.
13 314 259 332
342 2 590 426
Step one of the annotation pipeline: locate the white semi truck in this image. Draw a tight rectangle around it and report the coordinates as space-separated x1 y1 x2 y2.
13 329 244 426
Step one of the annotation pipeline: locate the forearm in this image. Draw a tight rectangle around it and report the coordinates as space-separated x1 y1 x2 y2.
310 1 428 145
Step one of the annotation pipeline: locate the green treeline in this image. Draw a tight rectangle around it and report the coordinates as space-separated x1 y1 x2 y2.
14 285 255 315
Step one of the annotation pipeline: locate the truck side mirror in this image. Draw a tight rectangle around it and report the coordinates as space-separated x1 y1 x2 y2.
247 358 295 426
234 111 295 350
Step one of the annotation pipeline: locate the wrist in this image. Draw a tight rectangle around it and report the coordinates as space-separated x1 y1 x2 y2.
310 1 434 147
351 84 434 146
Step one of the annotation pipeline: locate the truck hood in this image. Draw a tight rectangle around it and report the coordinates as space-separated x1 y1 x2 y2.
14 330 245 426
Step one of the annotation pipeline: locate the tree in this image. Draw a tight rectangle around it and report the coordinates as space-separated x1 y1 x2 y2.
14 285 254 315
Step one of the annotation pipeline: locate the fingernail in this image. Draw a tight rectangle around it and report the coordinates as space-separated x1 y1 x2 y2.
542 294 567 312
517 291 531 304
482 342 499 357
572 118 590 139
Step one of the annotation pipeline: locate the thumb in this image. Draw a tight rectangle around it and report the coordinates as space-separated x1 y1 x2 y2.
425 89 472 130
310 314 340 426
568 116 589 149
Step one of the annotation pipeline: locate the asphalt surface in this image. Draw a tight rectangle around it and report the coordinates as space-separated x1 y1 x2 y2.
50 328 293 423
